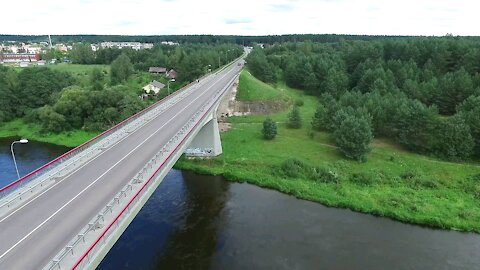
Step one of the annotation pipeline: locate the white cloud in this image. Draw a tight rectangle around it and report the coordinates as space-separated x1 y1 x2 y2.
1 0 478 36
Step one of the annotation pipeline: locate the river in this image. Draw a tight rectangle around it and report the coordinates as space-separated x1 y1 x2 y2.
1 138 479 269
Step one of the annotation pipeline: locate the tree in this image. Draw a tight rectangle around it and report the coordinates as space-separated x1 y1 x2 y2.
435 69 476 115
262 118 277 140
110 54 134 84
69 43 95 64
432 116 474 160
37 105 68 132
285 54 310 89
334 113 373 162
322 68 349 97
311 104 327 131
15 68 73 114
53 86 92 129
90 68 105 90
287 105 302 129
246 47 277 83
0 67 19 121
457 96 480 157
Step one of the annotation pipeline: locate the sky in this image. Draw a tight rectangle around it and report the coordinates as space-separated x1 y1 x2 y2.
1 0 478 36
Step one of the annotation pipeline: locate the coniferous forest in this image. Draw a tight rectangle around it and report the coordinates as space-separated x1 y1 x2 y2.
246 38 480 161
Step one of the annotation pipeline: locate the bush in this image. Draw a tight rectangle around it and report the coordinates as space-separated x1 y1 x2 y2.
279 159 339 183
414 178 439 189
350 172 374 186
287 105 302 129
472 184 480 199
400 169 419 180
280 158 307 178
295 99 304 107
309 166 339 183
262 118 277 140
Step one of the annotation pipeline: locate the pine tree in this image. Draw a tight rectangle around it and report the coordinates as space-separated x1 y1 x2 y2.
334 113 373 162
262 118 277 140
287 105 302 129
311 104 327 131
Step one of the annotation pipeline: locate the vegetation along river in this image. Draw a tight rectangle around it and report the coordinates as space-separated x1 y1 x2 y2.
0 138 479 269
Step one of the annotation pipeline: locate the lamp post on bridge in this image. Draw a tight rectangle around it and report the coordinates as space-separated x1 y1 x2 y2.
167 79 175 95
11 139 29 179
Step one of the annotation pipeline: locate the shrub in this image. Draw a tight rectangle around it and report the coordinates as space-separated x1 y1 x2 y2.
350 172 374 186
295 99 304 107
309 166 339 183
262 118 277 140
287 105 302 129
413 177 439 189
471 184 480 199
400 170 419 180
280 158 307 178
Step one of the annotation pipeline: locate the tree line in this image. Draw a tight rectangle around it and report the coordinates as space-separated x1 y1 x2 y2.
4 34 478 46
0 43 243 133
66 43 243 82
247 38 480 161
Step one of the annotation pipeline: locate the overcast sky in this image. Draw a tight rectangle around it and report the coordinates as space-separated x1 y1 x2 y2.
1 0 477 36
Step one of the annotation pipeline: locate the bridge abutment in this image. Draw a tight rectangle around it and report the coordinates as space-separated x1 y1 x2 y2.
185 111 223 157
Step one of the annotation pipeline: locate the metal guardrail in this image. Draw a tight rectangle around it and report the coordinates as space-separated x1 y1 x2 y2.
0 76 215 214
43 65 240 270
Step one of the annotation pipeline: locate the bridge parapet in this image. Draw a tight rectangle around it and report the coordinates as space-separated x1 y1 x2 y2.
0 77 216 218
44 68 239 270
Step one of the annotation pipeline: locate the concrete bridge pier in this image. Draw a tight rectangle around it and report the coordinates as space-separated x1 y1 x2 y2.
185 109 222 157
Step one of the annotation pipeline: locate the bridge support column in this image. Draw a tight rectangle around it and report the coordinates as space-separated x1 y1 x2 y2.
185 111 222 157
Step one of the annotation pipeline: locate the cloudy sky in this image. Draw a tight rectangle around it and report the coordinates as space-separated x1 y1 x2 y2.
1 0 477 36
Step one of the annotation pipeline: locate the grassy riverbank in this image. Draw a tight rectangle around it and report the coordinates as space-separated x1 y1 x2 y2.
0 119 98 147
1 69 479 231
177 70 480 232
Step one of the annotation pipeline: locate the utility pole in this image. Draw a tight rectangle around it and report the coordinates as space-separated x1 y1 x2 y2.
48 34 53 49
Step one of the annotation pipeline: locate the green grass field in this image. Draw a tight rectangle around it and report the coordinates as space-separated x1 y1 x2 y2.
177 72 480 232
0 119 98 147
48 63 110 76
236 70 286 101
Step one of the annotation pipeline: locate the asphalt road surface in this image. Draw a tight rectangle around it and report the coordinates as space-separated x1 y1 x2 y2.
0 60 243 269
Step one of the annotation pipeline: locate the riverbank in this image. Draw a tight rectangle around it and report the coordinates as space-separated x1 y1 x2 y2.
177 70 480 232
2 70 479 232
0 119 97 147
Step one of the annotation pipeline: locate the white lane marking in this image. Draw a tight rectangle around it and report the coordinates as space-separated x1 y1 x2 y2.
0 66 235 224
0 66 236 260
0 86 191 223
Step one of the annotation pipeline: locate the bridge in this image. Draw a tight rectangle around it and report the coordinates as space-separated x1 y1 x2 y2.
0 57 244 269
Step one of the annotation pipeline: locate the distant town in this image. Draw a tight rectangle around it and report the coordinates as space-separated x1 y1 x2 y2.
0 40 179 67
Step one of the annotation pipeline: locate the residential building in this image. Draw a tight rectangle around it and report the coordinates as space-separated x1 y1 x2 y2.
143 80 165 95
99 42 154 50
0 53 40 63
167 69 178 79
160 41 179 46
149 67 167 74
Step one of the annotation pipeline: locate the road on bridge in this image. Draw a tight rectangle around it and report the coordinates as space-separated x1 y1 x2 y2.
0 60 243 269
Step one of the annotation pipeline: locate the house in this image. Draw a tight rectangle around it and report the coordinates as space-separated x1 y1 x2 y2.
143 80 165 95
0 53 40 63
148 67 167 74
167 69 177 79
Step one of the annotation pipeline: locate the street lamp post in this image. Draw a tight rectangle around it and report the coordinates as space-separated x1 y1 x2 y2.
167 79 175 95
11 139 28 179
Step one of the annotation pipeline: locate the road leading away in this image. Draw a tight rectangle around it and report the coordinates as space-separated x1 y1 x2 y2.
0 60 244 269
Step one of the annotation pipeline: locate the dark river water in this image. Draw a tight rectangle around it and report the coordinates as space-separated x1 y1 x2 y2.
1 137 479 270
